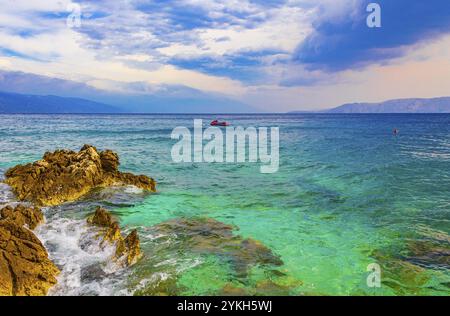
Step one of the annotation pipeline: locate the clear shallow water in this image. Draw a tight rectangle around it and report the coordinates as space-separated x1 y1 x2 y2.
0 114 449 296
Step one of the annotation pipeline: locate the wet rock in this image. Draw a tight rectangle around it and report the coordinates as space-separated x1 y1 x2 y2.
80 264 107 283
4 145 156 206
100 150 120 172
371 249 430 295
0 216 59 296
404 240 450 270
0 204 44 230
405 225 450 270
153 218 283 277
87 206 114 228
88 207 142 267
118 229 141 266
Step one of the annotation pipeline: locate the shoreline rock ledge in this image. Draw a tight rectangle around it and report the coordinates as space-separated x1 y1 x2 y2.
0 205 60 296
4 145 156 206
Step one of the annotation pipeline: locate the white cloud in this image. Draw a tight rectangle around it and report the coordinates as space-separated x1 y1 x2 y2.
0 0 449 112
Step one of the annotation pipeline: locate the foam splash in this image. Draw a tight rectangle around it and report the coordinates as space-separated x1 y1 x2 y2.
35 213 131 296
0 182 16 205
124 186 144 194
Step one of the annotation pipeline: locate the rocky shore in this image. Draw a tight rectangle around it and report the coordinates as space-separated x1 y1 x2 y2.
0 204 59 296
0 145 156 296
4 144 156 206
1 144 291 296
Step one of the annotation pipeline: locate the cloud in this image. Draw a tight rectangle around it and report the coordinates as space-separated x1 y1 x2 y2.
168 49 289 83
1 0 450 112
63 0 310 82
294 0 450 71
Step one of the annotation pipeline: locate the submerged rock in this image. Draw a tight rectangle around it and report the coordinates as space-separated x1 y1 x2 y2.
133 274 181 296
4 145 156 206
88 207 142 267
153 218 283 277
405 240 450 270
405 225 450 270
0 205 59 296
371 249 430 295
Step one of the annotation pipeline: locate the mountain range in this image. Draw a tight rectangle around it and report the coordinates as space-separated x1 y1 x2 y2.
325 97 450 113
0 92 121 114
1 90 450 114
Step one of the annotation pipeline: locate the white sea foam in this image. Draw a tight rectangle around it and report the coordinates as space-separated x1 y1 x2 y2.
124 185 144 194
0 182 16 205
0 181 198 296
35 213 131 296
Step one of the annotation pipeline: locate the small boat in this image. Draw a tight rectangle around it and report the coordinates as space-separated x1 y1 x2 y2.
210 120 229 127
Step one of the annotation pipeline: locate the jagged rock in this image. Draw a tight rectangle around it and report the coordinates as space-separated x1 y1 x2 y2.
0 206 59 296
88 207 141 267
153 218 283 277
0 204 44 230
4 145 156 206
118 229 141 266
100 150 120 172
88 206 114 228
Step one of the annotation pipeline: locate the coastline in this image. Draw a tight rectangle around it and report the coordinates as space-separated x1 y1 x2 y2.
0 145 291 296
0 145 155 295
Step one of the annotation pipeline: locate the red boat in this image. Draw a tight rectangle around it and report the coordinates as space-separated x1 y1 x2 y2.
210 120 229 127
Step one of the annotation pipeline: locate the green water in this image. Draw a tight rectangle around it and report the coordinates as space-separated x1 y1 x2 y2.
0 114 449 296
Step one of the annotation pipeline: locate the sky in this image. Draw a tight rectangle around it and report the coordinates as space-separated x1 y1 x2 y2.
0 0 449 112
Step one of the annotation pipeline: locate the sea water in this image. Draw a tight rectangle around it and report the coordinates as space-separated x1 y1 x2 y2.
0 114 449 296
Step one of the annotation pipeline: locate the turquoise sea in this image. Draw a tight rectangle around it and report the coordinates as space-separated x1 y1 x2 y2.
0 114 449 296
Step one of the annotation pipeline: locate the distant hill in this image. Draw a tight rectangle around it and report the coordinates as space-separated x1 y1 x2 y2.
327 97 450 113
0 91 122 114
289 97 450 114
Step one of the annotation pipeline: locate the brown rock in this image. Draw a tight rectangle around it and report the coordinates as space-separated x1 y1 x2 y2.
4 145 156 206
88 207 141 267
122 230 141 266
87 206 114 228
0 204 44 230
100 150 120 172
0 219 59 296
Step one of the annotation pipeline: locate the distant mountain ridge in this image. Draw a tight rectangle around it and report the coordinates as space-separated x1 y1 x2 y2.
2 90 450 114
289 97 450 114
0 91 122 114
326 97 450 113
